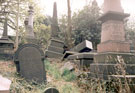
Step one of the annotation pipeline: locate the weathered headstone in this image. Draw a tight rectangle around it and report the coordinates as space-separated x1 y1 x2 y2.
90 0 135 81
0 75 11 93
44 87 59 93
45 2 64 58
14 44 46 83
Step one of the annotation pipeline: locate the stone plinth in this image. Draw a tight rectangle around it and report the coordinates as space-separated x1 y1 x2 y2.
90 52 135 80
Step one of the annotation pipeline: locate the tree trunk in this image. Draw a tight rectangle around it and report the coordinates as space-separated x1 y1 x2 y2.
15 0 19 51
67 0 73 49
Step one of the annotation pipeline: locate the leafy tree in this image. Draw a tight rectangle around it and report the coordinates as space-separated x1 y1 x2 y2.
59 0 101 49
72 0 101 49
34 15 51 48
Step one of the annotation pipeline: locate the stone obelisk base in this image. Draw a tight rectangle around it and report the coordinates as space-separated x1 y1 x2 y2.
97 41 130 53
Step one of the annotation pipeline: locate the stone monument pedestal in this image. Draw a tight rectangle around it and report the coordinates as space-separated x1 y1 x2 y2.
98 40 130 53
90 52 135 80
97 11 130 53
89 2 135 82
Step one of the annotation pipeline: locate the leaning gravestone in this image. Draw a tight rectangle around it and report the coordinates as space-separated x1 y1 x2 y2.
14 44 46 83
44 87 59 93
71 40 93 53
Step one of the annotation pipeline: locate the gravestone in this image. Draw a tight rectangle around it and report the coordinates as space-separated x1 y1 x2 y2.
45 2 64 58
71 40 93 52
90 0 135 81
44 87 59 93
63 40 94 68
14 44 46 83
0 75 11 93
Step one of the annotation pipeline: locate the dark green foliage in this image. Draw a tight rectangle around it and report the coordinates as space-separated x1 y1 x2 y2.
72 1 101 49
62 69 76 82
34 15 51 47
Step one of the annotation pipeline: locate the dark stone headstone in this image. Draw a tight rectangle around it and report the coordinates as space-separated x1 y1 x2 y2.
14 44 46 83
44 87 59 93
71 40 93 53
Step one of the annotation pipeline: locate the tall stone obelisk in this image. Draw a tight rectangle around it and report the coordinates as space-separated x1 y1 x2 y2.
1 18 8 39
90 0 135 81
51 2 59 39
45 2 64 58
97 0 130 53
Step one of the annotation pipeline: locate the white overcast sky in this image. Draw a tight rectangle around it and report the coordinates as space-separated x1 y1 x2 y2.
39 0 135 17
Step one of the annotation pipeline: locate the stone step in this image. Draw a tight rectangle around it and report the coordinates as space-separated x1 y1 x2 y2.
94 52 135 64
45 50 63 58
68 52 96 60
90 63 135 75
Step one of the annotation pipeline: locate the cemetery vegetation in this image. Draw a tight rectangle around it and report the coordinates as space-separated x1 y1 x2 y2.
0 58 133 92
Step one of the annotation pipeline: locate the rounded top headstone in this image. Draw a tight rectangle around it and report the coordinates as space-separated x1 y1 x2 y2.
44 87 59 93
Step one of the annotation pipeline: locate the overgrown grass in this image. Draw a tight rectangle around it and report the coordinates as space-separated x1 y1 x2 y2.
62 69 77 82
2 58 133 93
45 60 77 82
61 84 79 93
45 60 61 79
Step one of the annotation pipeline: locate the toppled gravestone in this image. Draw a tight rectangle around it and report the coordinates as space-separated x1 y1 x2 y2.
61 62 75 72
71 40 93 53
63 40 94 69
62 40 93 60
0 75 11 93
14 44 46 83
44 87 59 93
